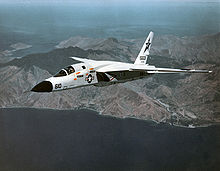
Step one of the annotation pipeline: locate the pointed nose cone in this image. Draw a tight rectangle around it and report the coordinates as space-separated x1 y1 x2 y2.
31 81 53 92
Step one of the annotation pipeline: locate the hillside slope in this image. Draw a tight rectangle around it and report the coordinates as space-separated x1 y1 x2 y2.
0 33 219 126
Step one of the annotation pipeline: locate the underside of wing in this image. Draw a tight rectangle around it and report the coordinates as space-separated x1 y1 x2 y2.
97 64 212 73
130 67 212 73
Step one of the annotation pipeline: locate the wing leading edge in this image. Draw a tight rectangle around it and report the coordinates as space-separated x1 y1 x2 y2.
130 67 212 73
70 56 95 63
97 64 212 73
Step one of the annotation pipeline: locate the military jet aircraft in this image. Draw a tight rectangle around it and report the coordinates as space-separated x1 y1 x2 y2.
31 31 212 92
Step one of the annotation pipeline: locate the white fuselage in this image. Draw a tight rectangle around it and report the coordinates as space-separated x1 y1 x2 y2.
44 61 155 92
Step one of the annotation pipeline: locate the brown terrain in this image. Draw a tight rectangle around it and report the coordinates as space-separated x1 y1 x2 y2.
0 33 219 127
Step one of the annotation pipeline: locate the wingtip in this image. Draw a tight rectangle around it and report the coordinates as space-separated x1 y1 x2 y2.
69 56 78 59
69 56 83 61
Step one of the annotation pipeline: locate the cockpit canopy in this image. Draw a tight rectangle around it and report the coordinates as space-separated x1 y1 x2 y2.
54 66 75 77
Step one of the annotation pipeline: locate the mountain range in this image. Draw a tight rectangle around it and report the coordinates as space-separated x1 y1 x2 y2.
0 33 219 127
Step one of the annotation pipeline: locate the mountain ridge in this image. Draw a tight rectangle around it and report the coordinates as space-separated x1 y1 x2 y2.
0 33 219 126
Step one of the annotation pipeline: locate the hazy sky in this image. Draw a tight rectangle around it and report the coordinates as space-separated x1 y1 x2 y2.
0 0 219 3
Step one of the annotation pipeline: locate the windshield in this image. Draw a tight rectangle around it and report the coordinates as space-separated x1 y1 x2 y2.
54 69 67 77
54 66 75 77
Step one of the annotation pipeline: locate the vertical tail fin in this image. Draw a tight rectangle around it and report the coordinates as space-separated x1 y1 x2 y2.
134 31 154 65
